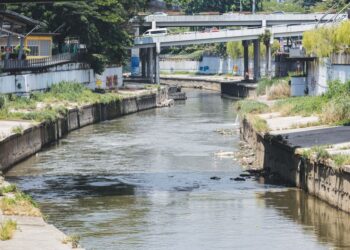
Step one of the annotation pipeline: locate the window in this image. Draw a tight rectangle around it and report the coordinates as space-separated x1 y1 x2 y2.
28 46 39 56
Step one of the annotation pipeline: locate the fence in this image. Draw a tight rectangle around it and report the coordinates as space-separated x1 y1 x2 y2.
331 53 350 65
0 53 77 71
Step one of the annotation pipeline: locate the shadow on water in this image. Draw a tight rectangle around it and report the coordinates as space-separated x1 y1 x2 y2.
6 175 136 199
257 189 350 249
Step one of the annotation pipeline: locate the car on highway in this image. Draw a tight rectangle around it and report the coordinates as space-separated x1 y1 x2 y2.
143 28 168 36
148 12 168 17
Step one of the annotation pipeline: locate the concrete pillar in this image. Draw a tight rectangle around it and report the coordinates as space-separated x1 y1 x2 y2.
243 40 249 80
18 36 24 60
155 43 161 85
5 24 13 60
141 49 147 78
146 48 151 79
131 27 140 76
149 47 155 84
253 39 260 81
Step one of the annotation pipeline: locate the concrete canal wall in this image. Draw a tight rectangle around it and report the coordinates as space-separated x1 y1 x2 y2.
161 76 221 92
240 118 350 213
0 89 167 172
0 63 123 95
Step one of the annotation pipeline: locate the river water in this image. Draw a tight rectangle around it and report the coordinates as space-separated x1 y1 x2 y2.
6 90 350 250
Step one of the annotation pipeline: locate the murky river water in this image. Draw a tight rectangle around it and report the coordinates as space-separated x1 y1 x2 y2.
6 90 350 250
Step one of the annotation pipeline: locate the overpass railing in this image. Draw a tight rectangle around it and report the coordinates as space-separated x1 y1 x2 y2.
0 52 78 72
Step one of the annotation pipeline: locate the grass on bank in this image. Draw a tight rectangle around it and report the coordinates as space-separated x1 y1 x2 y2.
62 234 81 248
0 190 41 217
0 82 124 123
0 219 17 241
272 80 350 125
256 77 290 97
299 145 350 169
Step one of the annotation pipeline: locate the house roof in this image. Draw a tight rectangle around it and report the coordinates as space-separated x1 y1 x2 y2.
0 10 41 28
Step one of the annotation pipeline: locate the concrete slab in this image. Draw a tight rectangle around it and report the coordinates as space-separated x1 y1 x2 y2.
260 114 319 131
280 126 350 148
0 121 34 139
0 215 78 250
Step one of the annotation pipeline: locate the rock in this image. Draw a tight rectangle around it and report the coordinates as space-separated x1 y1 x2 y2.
230 177 246 181
210 176 221 180
239 173 252 178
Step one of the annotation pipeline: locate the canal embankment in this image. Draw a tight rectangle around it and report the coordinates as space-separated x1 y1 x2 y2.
237 79 350 213
0 83 168 248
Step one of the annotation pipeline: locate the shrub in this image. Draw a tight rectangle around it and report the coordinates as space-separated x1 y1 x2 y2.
0 220 17 241
256 77 289 96
267 82 290 100
321 96 350 125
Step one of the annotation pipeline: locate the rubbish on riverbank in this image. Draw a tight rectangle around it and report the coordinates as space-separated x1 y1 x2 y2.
210 176 221 180
214 151 235 158
230 177 246 181
215 128 237 136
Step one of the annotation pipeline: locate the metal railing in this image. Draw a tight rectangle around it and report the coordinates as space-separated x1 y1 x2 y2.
0 52 77 71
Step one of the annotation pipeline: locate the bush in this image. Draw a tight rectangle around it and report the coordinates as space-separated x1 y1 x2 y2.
325 80 350 99
0 220 17 241
256 77 289 96
267 82 290 100
321 96 350 125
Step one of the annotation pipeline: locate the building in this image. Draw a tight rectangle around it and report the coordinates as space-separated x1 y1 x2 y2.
0 33 55 59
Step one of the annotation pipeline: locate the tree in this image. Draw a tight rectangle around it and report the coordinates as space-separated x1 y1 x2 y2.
7 0 150 68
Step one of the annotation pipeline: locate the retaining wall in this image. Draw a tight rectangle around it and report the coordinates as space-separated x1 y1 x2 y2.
0 90 166 172
241 118 350 213
161 77 221 92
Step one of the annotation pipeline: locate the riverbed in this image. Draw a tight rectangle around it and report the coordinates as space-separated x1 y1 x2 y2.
6 90 350 250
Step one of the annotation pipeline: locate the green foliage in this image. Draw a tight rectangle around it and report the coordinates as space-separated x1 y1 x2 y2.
324 80 350 99
83 54 108 75
301 146 331 161
11 125 24 135
0 220 17 241
250 115 270 133
7 0 149 67
274 96 326 116
0 185 17 196
235 100 269 115
0 82 123 122
261 0 306 13
226 41 243 59
303 21 350 57
332 154 350 167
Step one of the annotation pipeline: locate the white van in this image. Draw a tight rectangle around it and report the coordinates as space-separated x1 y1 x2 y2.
143 28 168 36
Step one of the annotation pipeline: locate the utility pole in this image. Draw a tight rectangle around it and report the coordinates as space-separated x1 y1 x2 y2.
240 0 242 13
252 0 256 14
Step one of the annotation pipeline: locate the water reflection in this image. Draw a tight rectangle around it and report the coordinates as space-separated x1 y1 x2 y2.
258 189 350 249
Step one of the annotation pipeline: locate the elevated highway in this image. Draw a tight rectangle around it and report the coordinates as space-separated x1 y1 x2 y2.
134 23 319 48
134 13 345 28
133 22 334 85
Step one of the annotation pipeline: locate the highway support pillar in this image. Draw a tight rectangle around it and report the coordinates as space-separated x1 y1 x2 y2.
155 42 161 85
141 48 147 78
243 40 249 81
253 39 261 81
131 27 140 76
149 47 155 84
265 34 273 78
